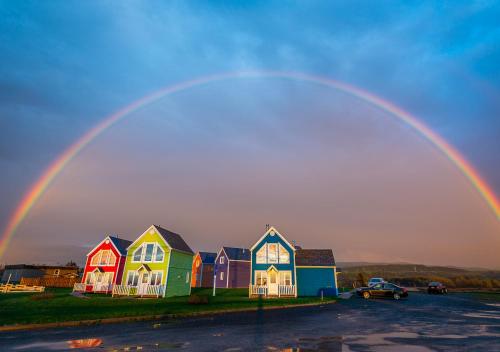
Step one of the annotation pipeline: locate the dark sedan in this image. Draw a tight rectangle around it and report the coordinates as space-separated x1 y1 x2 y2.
428 282 448 294
356 282 408 300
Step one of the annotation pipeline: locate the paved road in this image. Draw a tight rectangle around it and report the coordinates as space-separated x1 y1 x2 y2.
1 292 499 351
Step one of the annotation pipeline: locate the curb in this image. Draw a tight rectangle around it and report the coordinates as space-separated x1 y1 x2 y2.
0 300 336 332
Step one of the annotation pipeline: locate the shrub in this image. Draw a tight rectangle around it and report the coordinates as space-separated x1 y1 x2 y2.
30 292 55 301
188 294 209 305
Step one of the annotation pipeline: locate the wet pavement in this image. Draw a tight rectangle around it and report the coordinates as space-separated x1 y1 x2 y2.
1 292 499 351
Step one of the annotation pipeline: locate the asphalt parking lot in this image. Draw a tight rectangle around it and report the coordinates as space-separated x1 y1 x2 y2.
1 292 499 351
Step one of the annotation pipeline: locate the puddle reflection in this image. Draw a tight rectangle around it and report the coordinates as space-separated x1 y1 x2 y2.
67 339 103 349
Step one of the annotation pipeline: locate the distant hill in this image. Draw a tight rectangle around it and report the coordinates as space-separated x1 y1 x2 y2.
336 262 500 289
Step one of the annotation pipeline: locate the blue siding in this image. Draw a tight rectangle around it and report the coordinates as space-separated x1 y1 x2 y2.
251 232 295 284
296 268 337 297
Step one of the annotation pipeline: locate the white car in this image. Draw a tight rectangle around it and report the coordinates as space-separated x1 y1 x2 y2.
368 277 385 287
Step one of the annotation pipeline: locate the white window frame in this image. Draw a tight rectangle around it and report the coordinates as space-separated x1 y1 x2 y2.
279 271 292 285
131 243 165 263
255 270 267 286
220 256 225 264
255 243 291 264
126 271 140 286
220 271 224 281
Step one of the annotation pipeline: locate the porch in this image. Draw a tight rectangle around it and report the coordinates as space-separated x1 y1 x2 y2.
112 284 166 298
249 284 296 298
72 282 113 294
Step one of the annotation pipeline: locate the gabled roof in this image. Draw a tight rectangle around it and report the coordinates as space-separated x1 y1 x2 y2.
198 252 217 264
222 247 251 261
295 249 336 267
108 236 132 256
250 226 296 252
154 225 194 255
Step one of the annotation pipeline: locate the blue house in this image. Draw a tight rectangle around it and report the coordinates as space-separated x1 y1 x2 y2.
249 226 297 297
250 226 338 297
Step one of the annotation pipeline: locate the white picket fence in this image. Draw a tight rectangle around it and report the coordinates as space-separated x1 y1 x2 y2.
112 284 165 298
249 284 296 297
73 283 86 292
278 285 296 297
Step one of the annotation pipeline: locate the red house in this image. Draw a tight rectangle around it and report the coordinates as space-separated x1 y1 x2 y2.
74 235 132 294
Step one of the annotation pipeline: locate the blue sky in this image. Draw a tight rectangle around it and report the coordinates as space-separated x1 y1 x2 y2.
0 1 499 267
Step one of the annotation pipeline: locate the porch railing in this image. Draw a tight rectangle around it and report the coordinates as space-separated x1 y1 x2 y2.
278 285 296 296
93 283 113 293
112 284 164 298
249 285 267 296
73 283 86 292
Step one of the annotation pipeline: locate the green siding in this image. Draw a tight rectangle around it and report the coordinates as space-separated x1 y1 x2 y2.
296 267 337 297
165 251 194 297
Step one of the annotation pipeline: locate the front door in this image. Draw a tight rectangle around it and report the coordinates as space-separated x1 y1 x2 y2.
138 272 150 295
268 268 278 295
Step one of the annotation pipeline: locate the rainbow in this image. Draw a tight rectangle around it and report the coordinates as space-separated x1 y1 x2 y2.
0 70 498 260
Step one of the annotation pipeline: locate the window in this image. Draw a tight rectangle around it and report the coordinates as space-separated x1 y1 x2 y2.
141 272 150 284
220 271 224 281
255 271 267 286
132 243 165 263
133 247 142 262
268 244 278 263
220 256 225 264
144 244 154 262
85 273 94 284
279 244 290 264
100 250 110 265
255 243 290 264
186 272 190 284
91 253 100 266
151 271 163 285
279 271 292 286
155 246 164 262
126 271 139 286
256 246 266 264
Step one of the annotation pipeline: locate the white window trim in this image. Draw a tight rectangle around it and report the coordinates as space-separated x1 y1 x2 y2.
255 243 291 265
220 271 224 280
220 256 225 264
131 242 165 263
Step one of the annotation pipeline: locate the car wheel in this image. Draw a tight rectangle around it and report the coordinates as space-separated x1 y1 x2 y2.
363 291 370 299
393 293 401 300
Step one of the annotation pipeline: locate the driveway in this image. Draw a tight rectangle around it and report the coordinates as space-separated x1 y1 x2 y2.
1 292 499 351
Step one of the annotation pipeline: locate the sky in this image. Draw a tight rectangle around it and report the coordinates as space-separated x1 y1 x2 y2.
0 1 499 268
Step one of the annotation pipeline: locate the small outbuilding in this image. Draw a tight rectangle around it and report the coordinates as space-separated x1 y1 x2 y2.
295 249 338 297
191 251 217 288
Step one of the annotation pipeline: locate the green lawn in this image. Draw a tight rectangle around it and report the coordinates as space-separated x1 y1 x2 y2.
0 288 335 326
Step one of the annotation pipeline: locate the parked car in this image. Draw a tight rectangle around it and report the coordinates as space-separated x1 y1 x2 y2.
427 281 447 294
368 277 385 287
356 282 408 300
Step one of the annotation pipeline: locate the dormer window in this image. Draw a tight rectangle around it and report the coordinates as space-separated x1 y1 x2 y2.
132 243 165 263
220 256 225 264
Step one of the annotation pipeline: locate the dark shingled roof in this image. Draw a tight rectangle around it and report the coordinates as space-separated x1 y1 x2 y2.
108 236 132 256
295 249 335 266
199 252 217 264
155 225 194 254
223 247 251 261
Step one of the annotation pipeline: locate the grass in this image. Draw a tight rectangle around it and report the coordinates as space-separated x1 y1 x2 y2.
0 288 335 326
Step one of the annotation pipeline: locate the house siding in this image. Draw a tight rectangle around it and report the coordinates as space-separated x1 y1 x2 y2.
165 251 193 297
296 267 337 297
228 261 251 288
201 263 214 287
